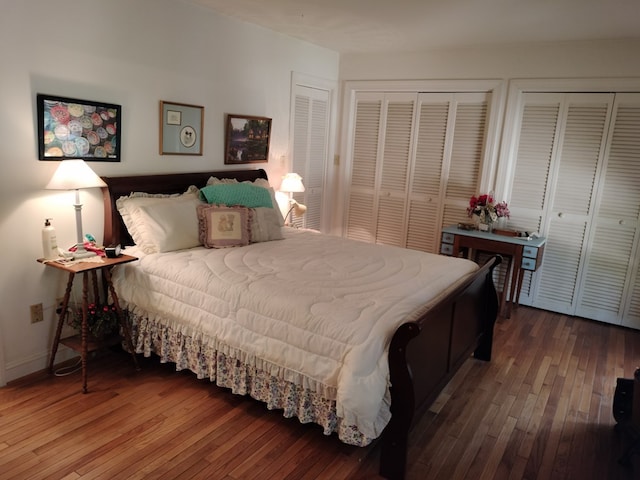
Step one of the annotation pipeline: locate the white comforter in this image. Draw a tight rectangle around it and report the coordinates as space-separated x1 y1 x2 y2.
112 228 478 440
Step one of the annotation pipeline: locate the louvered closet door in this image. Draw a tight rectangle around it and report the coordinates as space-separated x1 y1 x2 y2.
291 85 330 230
439 94 490 234
576 93 640 327
509 93 614 313
346 92 416 246
407 92 489 253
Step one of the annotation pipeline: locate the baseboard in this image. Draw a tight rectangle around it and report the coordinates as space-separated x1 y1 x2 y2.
4 346 77 384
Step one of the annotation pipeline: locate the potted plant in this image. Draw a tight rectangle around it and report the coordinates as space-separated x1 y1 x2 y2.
66 303 120 341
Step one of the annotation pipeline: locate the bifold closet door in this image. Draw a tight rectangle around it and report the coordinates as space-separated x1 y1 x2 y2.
575 93 640 328
507 93 614 313
505 91 640 329
345 92 416 246
345 91 490 253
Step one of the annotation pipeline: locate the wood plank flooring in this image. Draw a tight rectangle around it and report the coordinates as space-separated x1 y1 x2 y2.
1 306 639 479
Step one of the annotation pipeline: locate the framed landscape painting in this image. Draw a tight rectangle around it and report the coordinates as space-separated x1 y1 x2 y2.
224 114 271 164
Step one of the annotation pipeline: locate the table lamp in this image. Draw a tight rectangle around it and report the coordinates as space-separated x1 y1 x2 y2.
45 159 107 259
280 172 307 225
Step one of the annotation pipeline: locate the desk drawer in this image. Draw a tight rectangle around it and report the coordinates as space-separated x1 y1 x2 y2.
441 232 455 244
521 257 537 271
522 246 538 258
440 243 453 255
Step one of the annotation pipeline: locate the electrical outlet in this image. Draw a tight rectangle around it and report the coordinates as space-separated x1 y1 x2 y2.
30 303 44 324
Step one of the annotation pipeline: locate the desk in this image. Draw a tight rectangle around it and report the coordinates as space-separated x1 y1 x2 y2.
440 226 546 317
38 255 139 393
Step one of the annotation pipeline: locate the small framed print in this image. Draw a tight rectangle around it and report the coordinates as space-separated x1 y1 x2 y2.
160 100 204 155
224 114 271 164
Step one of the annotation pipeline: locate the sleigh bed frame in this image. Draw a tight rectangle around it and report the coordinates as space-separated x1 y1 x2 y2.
100 168 500 480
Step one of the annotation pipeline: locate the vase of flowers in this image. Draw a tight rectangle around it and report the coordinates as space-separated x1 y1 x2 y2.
467 193 510 232
66 303 120 340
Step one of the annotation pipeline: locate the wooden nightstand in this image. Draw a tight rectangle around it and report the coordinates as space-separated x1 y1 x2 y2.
38 254 139 393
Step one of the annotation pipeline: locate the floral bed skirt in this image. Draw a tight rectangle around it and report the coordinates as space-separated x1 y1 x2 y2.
129 311 372 447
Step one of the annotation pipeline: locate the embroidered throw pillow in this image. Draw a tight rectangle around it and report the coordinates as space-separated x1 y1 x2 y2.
197 204 251 248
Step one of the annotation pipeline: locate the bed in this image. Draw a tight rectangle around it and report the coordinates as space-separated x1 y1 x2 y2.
100 169 500 479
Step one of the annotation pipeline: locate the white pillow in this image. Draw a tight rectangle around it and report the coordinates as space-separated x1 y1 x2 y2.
250 207 283 243
137 198 202 252
116 186 201 253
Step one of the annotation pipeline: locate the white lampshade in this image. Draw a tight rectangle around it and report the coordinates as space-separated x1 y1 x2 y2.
45 159 107 190
45 160 106 259
280 173 305 193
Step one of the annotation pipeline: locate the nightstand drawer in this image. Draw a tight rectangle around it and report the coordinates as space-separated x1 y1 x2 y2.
440 243 453 255
522 246 538 258
521 257 537 270
441 232 455 244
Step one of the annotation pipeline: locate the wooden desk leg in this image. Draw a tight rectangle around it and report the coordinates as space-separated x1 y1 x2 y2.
506 253 521 318
501 255 513 318
514 268 527 309
103 267 140 371
49 272 75 373
81 272 89 394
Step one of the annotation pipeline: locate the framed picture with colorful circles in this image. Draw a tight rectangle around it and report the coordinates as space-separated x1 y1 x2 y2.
37 93 121 162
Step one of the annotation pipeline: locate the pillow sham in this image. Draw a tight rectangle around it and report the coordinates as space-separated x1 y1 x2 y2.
250 207 283 243
137 198 202 253
116 186 201 253
197 204 251 248
199 183 273 209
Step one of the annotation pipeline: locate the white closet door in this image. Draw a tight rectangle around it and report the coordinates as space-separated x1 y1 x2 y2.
535 93 614 314
346 91 490 252
407 92 489 253
291 84 330 230
506 93 615 311
346 92 417 246
576 93 640 326
500 95 563 300
406 95 449 252
376 95 416 246
440 94 490 231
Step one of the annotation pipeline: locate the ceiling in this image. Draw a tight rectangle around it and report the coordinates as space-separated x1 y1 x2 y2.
183 0 640 54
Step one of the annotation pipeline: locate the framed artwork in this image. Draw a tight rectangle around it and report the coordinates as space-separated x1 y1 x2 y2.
224 114 271 164
37 93 121 162
160 101 204 155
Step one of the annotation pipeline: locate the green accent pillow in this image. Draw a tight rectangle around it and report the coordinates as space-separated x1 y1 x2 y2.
199 183 273 208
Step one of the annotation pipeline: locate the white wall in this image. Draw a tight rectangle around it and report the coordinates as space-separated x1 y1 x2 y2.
339 39 640 80
0 0 338 383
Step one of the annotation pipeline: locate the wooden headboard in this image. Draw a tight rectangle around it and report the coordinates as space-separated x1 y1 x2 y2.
101 169 268 247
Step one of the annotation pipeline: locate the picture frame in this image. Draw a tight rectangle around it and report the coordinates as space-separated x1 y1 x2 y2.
224 114 271 164
37 93 121 162
160 100 204 155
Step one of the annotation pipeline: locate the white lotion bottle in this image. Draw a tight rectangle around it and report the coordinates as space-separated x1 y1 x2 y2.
42 218 58 260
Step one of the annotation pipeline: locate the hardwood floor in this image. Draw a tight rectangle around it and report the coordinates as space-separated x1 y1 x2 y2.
1 307 639 479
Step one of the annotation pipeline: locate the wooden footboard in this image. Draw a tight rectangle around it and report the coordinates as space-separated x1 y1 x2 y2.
380 255 501 480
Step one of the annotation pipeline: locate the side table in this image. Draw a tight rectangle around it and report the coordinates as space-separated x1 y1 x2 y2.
440 225 546 318
38 254 139 393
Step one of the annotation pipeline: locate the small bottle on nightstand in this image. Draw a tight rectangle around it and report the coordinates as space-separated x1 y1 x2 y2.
42 218 58 260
